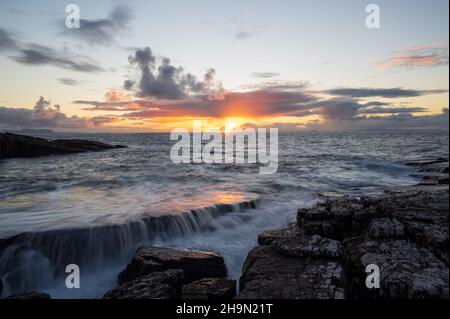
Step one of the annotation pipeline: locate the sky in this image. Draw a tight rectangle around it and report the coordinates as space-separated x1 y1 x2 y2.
0 0 448 132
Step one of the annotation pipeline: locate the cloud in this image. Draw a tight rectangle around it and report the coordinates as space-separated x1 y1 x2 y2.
251 72 280 78
76 86 318 117
60 5 133 46
358 106 428 115
325 87 447 98
0 27 19 51
0 27 105 73
377 42 449 69
235 31 252 40
58 78 83 86
0 97 114 130
124 47 224 100
230 17 261 40
304 106 448 131
12 44 104 73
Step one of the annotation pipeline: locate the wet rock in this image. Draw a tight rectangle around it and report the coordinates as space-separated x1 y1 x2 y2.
118 246 227 285
237 246 345 299
408 160 449 185
6 291 51 299
344 238 449 299
273 235 341 260
367 218 405 240
182 278 236 300
257 223 300 246
298 198 378 240
0 132 126 159
104 269 184 299
403 221 448 252
242 182 449 299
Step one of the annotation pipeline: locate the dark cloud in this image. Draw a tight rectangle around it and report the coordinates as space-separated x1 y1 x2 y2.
58 78 83 86
0 97 113 130
61 5 133 46
363 101 390 107
315 98 361 120
75 86 318 117
124 47 224 100
358 106 428 115
0 27 105 73
251 72 280 78
304 107 449 131
0 27 19 51
12 44 104 73
325 87 447 98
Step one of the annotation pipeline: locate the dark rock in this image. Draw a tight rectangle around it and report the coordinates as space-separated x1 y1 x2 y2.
273 235 341 259
344 238 449 299
0 132 126 159
367 218 406 240
0 277 3 296
182 278 236 300
118 246 227 285
257 223 300 246
242 183 449 299
237 246 345 299
104 269 184 299
297 198 378 240
6 291 51 299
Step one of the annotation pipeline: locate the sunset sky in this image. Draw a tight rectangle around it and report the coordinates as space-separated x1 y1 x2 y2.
0 0 448 132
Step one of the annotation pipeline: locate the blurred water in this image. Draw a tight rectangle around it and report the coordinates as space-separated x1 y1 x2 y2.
0 131 448 298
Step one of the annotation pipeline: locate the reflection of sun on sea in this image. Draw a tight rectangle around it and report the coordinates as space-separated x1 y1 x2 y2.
224 118 244 133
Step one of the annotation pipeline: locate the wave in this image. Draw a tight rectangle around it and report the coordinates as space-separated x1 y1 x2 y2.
0 198 259 297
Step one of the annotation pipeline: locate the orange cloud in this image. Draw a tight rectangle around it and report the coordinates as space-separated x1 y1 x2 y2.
377 42 448 69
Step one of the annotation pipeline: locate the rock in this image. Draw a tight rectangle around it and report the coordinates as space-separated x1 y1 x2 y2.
237 246 345 299
257 223 300 245
242 183 449 299
0 277 3 296
344 238 449 299
367 218 405 240
6 291 51 299
118 246 227 285
182 278 236 300
104 269 184 299
408 160 449 185
273 235 341 259
0 132 126 159
298 198 378 240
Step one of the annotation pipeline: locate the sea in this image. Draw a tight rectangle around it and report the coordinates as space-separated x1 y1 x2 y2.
0 131 448 298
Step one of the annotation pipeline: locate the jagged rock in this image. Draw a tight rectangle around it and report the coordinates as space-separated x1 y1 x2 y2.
257 223 300 245
6 291 51 299
273 235 341 259
104 269 184 299
298 198 379 240
118 246 227 285
237 245 345 299
403 221 448 251
367 218 405 240
0 132 126 159
344 238 449 299
182 278 236 299
243 181 449 299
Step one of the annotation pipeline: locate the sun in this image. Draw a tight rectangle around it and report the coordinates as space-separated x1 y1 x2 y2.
224 118 244 133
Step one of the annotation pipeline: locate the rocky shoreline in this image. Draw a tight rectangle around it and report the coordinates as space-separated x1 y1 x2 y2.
2 160 448 299
237 160 449 299
0 132 126 159
98 159 450 300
